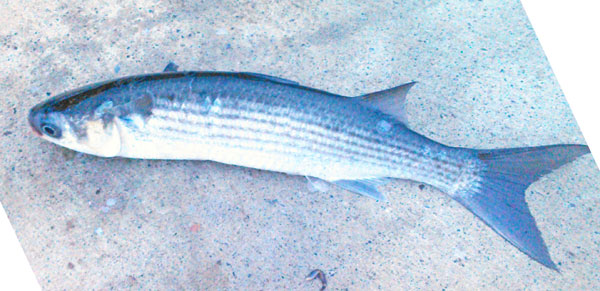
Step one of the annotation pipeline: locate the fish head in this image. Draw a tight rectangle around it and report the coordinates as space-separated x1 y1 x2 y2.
28 86 122 157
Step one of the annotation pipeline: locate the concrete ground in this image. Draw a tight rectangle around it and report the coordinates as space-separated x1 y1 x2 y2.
1 0 599 289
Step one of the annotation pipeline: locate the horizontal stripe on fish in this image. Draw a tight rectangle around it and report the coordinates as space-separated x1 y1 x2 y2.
152 97 432 160
146 107 467 185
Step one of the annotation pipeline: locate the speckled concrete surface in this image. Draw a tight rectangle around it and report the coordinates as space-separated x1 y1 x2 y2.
1 0 599 290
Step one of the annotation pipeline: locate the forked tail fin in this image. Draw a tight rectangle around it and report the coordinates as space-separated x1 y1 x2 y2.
452 144 590 270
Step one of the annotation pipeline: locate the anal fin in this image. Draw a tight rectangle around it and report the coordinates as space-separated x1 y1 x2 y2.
332 178 389 201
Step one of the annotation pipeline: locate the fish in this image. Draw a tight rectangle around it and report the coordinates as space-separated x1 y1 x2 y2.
28 63 591 270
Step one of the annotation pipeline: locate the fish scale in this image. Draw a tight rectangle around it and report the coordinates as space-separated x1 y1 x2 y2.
142 81 455 184
28 68 591 269
147 111 400 179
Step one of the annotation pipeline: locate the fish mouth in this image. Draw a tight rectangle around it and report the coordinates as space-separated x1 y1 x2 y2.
28 108 42 136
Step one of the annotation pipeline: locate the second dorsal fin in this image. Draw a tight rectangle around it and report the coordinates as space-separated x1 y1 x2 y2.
359 81 416 124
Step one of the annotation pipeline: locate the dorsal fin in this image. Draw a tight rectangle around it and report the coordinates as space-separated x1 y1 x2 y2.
359 81 416 124
241 72 300 86
163 62 179 72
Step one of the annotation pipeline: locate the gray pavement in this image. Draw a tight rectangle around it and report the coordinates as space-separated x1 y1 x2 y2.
1 0 599 289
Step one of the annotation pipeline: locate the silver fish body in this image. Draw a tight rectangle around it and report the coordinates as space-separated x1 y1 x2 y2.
119 74 472 191
28 68 590 270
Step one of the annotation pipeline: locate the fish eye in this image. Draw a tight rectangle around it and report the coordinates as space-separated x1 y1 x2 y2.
41 123 61 138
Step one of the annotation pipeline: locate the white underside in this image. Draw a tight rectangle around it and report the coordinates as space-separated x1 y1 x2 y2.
114 116 392 181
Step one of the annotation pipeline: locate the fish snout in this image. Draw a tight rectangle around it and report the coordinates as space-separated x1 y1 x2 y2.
28 107 43 136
